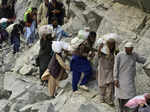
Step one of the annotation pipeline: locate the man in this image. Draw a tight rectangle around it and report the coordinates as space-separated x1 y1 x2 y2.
0 0 15 19
98 38 116 105
70 31 96 93
37 0 49 27
47 0 65 25
24 8 37 46
114 42 147 112
38 26 53 84
50 17 70 41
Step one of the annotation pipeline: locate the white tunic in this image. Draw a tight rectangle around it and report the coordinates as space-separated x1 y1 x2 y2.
114 52 146 99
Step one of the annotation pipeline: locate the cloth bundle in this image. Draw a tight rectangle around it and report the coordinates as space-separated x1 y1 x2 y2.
68 30 89 51
96 33 121 55
38 25 53 37
52 41 69 53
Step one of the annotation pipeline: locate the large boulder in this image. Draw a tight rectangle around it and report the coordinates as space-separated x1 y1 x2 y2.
12 41 40 73
97 3 146 36
116 0 150 11
19 64 37 75
83 10 103 31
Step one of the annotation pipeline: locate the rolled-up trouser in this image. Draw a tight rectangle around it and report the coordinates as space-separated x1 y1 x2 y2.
48 75 59 96
99 83 114 102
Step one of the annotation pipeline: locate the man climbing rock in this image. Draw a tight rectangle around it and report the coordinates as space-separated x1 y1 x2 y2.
38 25 54 84
70 30 96 93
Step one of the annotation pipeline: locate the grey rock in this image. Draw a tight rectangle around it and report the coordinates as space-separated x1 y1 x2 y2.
0 100 9 112
104 3 146 33
116 0 150 11
74 0 87 10
12 41 40 73
83 10 103 31
19 64 36 75
79 104 99 112
27 90 50 104
9 100 28 112
20 101 56 112
0 89 12 100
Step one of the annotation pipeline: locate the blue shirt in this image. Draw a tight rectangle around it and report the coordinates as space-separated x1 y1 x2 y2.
49 24 69 41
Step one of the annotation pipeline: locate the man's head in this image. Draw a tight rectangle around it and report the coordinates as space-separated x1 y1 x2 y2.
88 31 96 43
32 8 37 14
125 42 134 55
107 39 116 53
44 0 49 5
51 17 58 28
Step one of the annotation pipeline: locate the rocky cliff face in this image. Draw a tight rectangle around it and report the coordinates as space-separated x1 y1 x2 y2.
0 0 150 112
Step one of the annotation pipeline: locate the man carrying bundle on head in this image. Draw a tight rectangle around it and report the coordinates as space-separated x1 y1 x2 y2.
69 30 97 94
41 41 70 98
97 33 121 105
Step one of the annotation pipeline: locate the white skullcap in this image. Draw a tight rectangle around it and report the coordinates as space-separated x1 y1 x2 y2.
125 42 134 48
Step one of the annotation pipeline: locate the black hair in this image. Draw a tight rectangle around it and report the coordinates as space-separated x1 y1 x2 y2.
89 31 96 38
32 8 37 11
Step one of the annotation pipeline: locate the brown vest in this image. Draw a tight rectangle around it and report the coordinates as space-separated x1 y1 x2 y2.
48 53 62 79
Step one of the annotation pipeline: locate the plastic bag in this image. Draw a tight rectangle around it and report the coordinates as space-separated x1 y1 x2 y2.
96 33 121 54
125 95 146 109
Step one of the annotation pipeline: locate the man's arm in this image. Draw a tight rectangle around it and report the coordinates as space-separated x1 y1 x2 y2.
135 53 147 64
37 4 42 24
56 54 70 71
62 30 71 37
114 54 120 87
